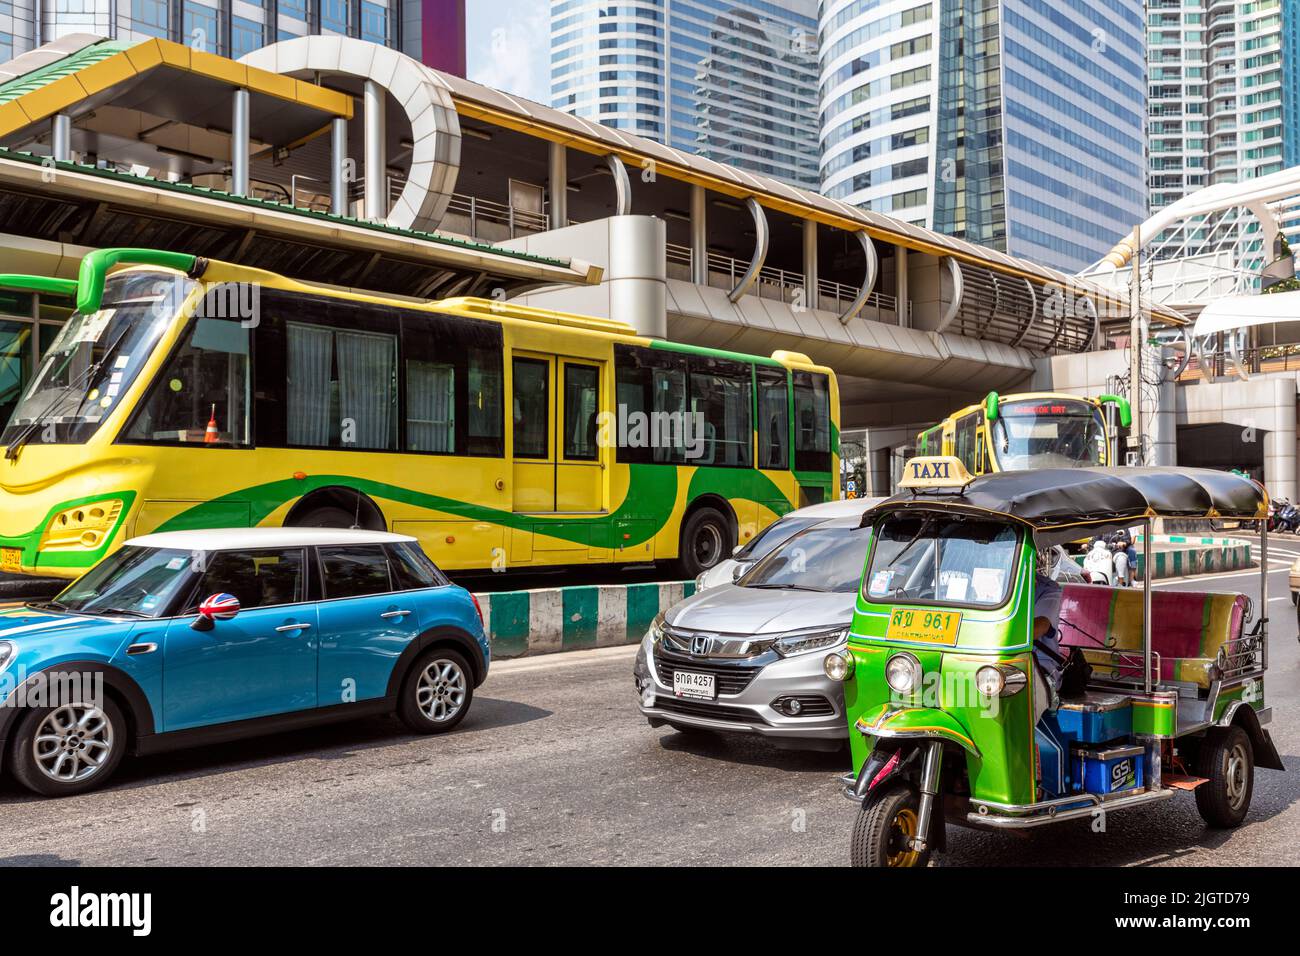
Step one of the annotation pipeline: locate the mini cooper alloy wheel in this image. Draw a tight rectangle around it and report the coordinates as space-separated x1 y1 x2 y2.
32 703 115 784
416 658 467 723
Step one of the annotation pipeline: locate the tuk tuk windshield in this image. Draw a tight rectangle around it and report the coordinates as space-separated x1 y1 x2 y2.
863 513 1020 608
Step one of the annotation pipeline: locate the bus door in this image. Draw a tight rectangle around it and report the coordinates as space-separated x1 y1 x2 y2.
511 353 555 511
556 359 604 512
975 417 988 475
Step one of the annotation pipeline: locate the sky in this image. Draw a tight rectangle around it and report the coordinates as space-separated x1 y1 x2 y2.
465 0 550 104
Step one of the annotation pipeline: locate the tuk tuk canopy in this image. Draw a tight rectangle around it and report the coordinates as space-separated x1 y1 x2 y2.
860 467 1267 543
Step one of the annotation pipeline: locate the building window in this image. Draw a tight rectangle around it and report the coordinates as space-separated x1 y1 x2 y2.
321 0 349 34
182 1 221 53
131 0 170 38
279 0 307 22
231 16 264 59
360 1 388 44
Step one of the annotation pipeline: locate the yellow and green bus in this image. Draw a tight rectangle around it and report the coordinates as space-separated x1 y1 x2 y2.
0 248 839 580
915 390 1131 476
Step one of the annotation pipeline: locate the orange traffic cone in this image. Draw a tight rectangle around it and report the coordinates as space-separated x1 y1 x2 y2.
204 405 219 444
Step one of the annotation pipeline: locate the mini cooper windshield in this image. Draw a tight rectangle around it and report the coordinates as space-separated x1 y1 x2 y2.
741 525 871 592
864 514 1020 607
41 546 198 617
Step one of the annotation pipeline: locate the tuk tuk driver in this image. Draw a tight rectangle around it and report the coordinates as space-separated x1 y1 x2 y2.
1032 548 1065 722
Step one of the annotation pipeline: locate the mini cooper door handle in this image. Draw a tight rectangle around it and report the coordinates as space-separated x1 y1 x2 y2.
126 642 157 655
275 622 312 633
380 609 412 619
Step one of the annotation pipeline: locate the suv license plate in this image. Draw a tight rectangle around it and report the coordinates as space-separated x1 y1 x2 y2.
673 670 716 700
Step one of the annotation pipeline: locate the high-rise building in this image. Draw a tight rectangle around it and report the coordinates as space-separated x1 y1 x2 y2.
1149 0 1295 249
549 0 821 190
819 0 1149 273
0 0 465 71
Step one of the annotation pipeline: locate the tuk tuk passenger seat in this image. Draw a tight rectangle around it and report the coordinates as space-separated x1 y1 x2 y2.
1056 585 1247 690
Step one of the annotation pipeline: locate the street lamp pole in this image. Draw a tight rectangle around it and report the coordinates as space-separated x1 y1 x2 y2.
1128 223 1145 466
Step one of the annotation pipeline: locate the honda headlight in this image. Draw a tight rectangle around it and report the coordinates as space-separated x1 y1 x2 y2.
885 652 922 694
647 612 666 644
774 626 849 657
695 571 709 592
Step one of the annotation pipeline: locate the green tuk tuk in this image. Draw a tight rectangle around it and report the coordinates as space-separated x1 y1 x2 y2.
824 457 1284 867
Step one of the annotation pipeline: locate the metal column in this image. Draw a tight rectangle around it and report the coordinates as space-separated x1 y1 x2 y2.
690 184 708 285
549 141 568 229
802 220 819 312
1128 223 1145 465
231 89 250 197
51 114 71 162
1142 518 1153 694
363 80 387 221
330 117 348 217
896 245 909 327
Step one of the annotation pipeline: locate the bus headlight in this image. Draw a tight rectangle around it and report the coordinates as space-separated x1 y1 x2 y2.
39 499 125 552
976 664 1027 697
823 648 853 682
885 653 922 694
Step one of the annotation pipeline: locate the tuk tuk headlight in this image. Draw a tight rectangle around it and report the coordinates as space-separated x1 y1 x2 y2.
976 664 1028 697
823 648 853 682
885 652 922 694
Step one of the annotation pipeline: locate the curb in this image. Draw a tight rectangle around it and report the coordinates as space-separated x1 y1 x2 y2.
474 581 697 659
1134 536 1252 579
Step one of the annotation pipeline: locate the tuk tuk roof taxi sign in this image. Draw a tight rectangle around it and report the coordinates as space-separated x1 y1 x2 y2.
899 456 974 492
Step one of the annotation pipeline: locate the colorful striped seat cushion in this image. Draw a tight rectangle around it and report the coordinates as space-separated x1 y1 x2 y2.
1056 584 1245 689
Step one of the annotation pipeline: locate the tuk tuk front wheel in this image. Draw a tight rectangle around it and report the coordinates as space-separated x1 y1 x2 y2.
1195 725 1254 829
851 781 930 868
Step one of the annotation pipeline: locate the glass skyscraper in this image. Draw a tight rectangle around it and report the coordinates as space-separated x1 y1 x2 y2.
819 0 1149 273
550 0 821 190
0 0 406 65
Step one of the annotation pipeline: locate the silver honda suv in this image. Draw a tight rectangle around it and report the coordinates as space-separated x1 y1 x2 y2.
634 516 870 751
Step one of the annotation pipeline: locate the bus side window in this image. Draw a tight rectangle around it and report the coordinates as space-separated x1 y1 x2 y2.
613 344 688 465
688 355 752 468
401 308 503 457
793 371 831 472
953 413 978 473
756 366 788 470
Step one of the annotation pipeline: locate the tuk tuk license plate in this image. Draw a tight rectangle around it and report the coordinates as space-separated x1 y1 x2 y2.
0 548 20 574
673 670 716 700
885 608 962 645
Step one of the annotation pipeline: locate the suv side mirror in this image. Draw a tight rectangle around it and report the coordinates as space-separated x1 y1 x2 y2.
192 593 240 631
732 562 748 582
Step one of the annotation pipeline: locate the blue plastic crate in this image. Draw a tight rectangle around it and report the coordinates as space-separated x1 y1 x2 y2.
1056 692 1133 745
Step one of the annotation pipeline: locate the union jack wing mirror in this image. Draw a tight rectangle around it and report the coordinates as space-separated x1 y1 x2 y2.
193 592 241 631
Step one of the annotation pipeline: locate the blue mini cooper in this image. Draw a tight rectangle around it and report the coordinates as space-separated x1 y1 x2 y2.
0 528 490 796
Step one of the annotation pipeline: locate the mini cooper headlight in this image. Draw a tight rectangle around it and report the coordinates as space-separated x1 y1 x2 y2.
823 648 853 682
976 664 1028 698
0 641 13 673
885 652 922 695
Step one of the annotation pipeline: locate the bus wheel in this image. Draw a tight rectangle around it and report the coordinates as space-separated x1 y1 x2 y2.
850 781 929 867
1195 725 1254 828
291 506 357 529
676 507 730 578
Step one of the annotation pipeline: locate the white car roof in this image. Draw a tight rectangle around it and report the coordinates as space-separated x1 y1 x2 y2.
783 496 884 519
126 527 417 550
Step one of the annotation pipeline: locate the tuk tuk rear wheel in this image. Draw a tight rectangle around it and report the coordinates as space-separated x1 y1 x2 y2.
1195 725 1254 829
851 781 930 868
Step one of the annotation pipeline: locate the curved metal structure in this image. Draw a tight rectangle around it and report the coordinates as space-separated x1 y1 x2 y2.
604 154 632 216
727 197 769 303
239 36 463 233
837 230 878 325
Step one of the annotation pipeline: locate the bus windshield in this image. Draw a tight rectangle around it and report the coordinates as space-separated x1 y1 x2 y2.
0 272 194 446
990 398 1107 470
864 514 1020 607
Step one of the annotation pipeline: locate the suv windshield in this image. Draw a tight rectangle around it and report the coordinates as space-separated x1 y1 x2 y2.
1 272 195 446
741 524 871 593
42 546 198 618
864 514 1020 607
734 515 822 561
991 399 1107 470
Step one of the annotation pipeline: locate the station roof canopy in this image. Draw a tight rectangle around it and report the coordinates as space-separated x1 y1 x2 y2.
0 35 352 153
